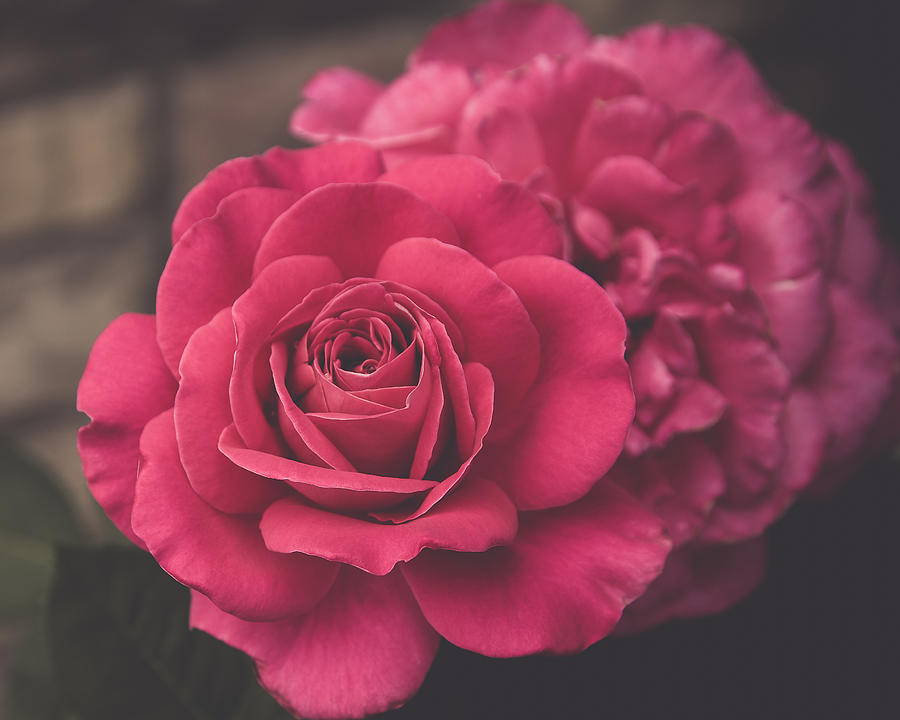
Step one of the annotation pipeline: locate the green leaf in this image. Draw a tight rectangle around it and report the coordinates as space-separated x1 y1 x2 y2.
48 546 294 720
3 617 68 720
0 437 82 620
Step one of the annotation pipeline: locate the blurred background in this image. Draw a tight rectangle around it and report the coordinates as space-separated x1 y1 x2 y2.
1 0 898 718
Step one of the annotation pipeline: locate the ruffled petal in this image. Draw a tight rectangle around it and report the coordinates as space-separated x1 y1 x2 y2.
809 286 900 466
189 569 440 720
612 438 725 546
359 62 474 150
77 314 176 547
290 67 385 142
132 410 338 621
571 94 672 187
457 54 641 186
617 537 767 633
695 306 789 495
579 155 702 241
410 0 591 71
402 479 669 656
591 24 845 239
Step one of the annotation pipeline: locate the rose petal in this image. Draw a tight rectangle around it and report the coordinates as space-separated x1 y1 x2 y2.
260 477 518 575
651 378 727 447
373 360 495 523
579 155 702 241
375 237 540 410
654 112 740 202
290 67 386 142
253 183 460 279
703 387 826 541
230 256 344 453
175 308 286 514
132 410 338 621
617 537 767 633
612 438 725 546
696 306 789 494
219 423 437 514
172 143 383 243
157 188 299 376
402 479 669 656
381 155 564 266
477 255 633 510
572 94 672 187
592 24 844 238
810 286 900 465
77 314 176 547
410 0 591 71
458 54 641 187
189 569 440 720
359 62 474 150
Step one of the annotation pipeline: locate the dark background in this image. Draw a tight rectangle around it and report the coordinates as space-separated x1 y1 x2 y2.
1 1 898 718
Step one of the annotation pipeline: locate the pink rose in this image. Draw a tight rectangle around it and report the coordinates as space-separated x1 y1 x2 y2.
290 1 900 629
77 142 670 718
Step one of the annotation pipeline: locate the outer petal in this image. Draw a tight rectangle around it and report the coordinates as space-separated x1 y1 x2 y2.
696 306 790 495
614 438 725 547
410 0 591 71
253 183 460 279
175 308 285 514
189 569 440 720
458 54 641 184
591 24 845 238
132 410 338 621
359 62 474 149
77 314 176 547
617 537 767 633
157 188 299 376
290 67 385 142
259 477 517 575
731 190 829 376
380 155 564 266
402 479 670 657
477 255 634 510
172 143 383 243
810 286 900 466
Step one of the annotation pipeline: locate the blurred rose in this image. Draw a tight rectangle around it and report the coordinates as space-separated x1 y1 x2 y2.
77 142 670 718
290 0 900 630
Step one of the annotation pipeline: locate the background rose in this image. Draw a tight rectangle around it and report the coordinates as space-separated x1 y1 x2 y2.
77 141 670 718
289 0 900 630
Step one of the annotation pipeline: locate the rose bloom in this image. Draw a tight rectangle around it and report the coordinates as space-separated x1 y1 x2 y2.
290 0 900 629
77 142 671 719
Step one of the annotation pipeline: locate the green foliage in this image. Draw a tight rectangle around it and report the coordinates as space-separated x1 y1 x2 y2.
0 437 84 718
48 546 294 720
0 438 81 620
